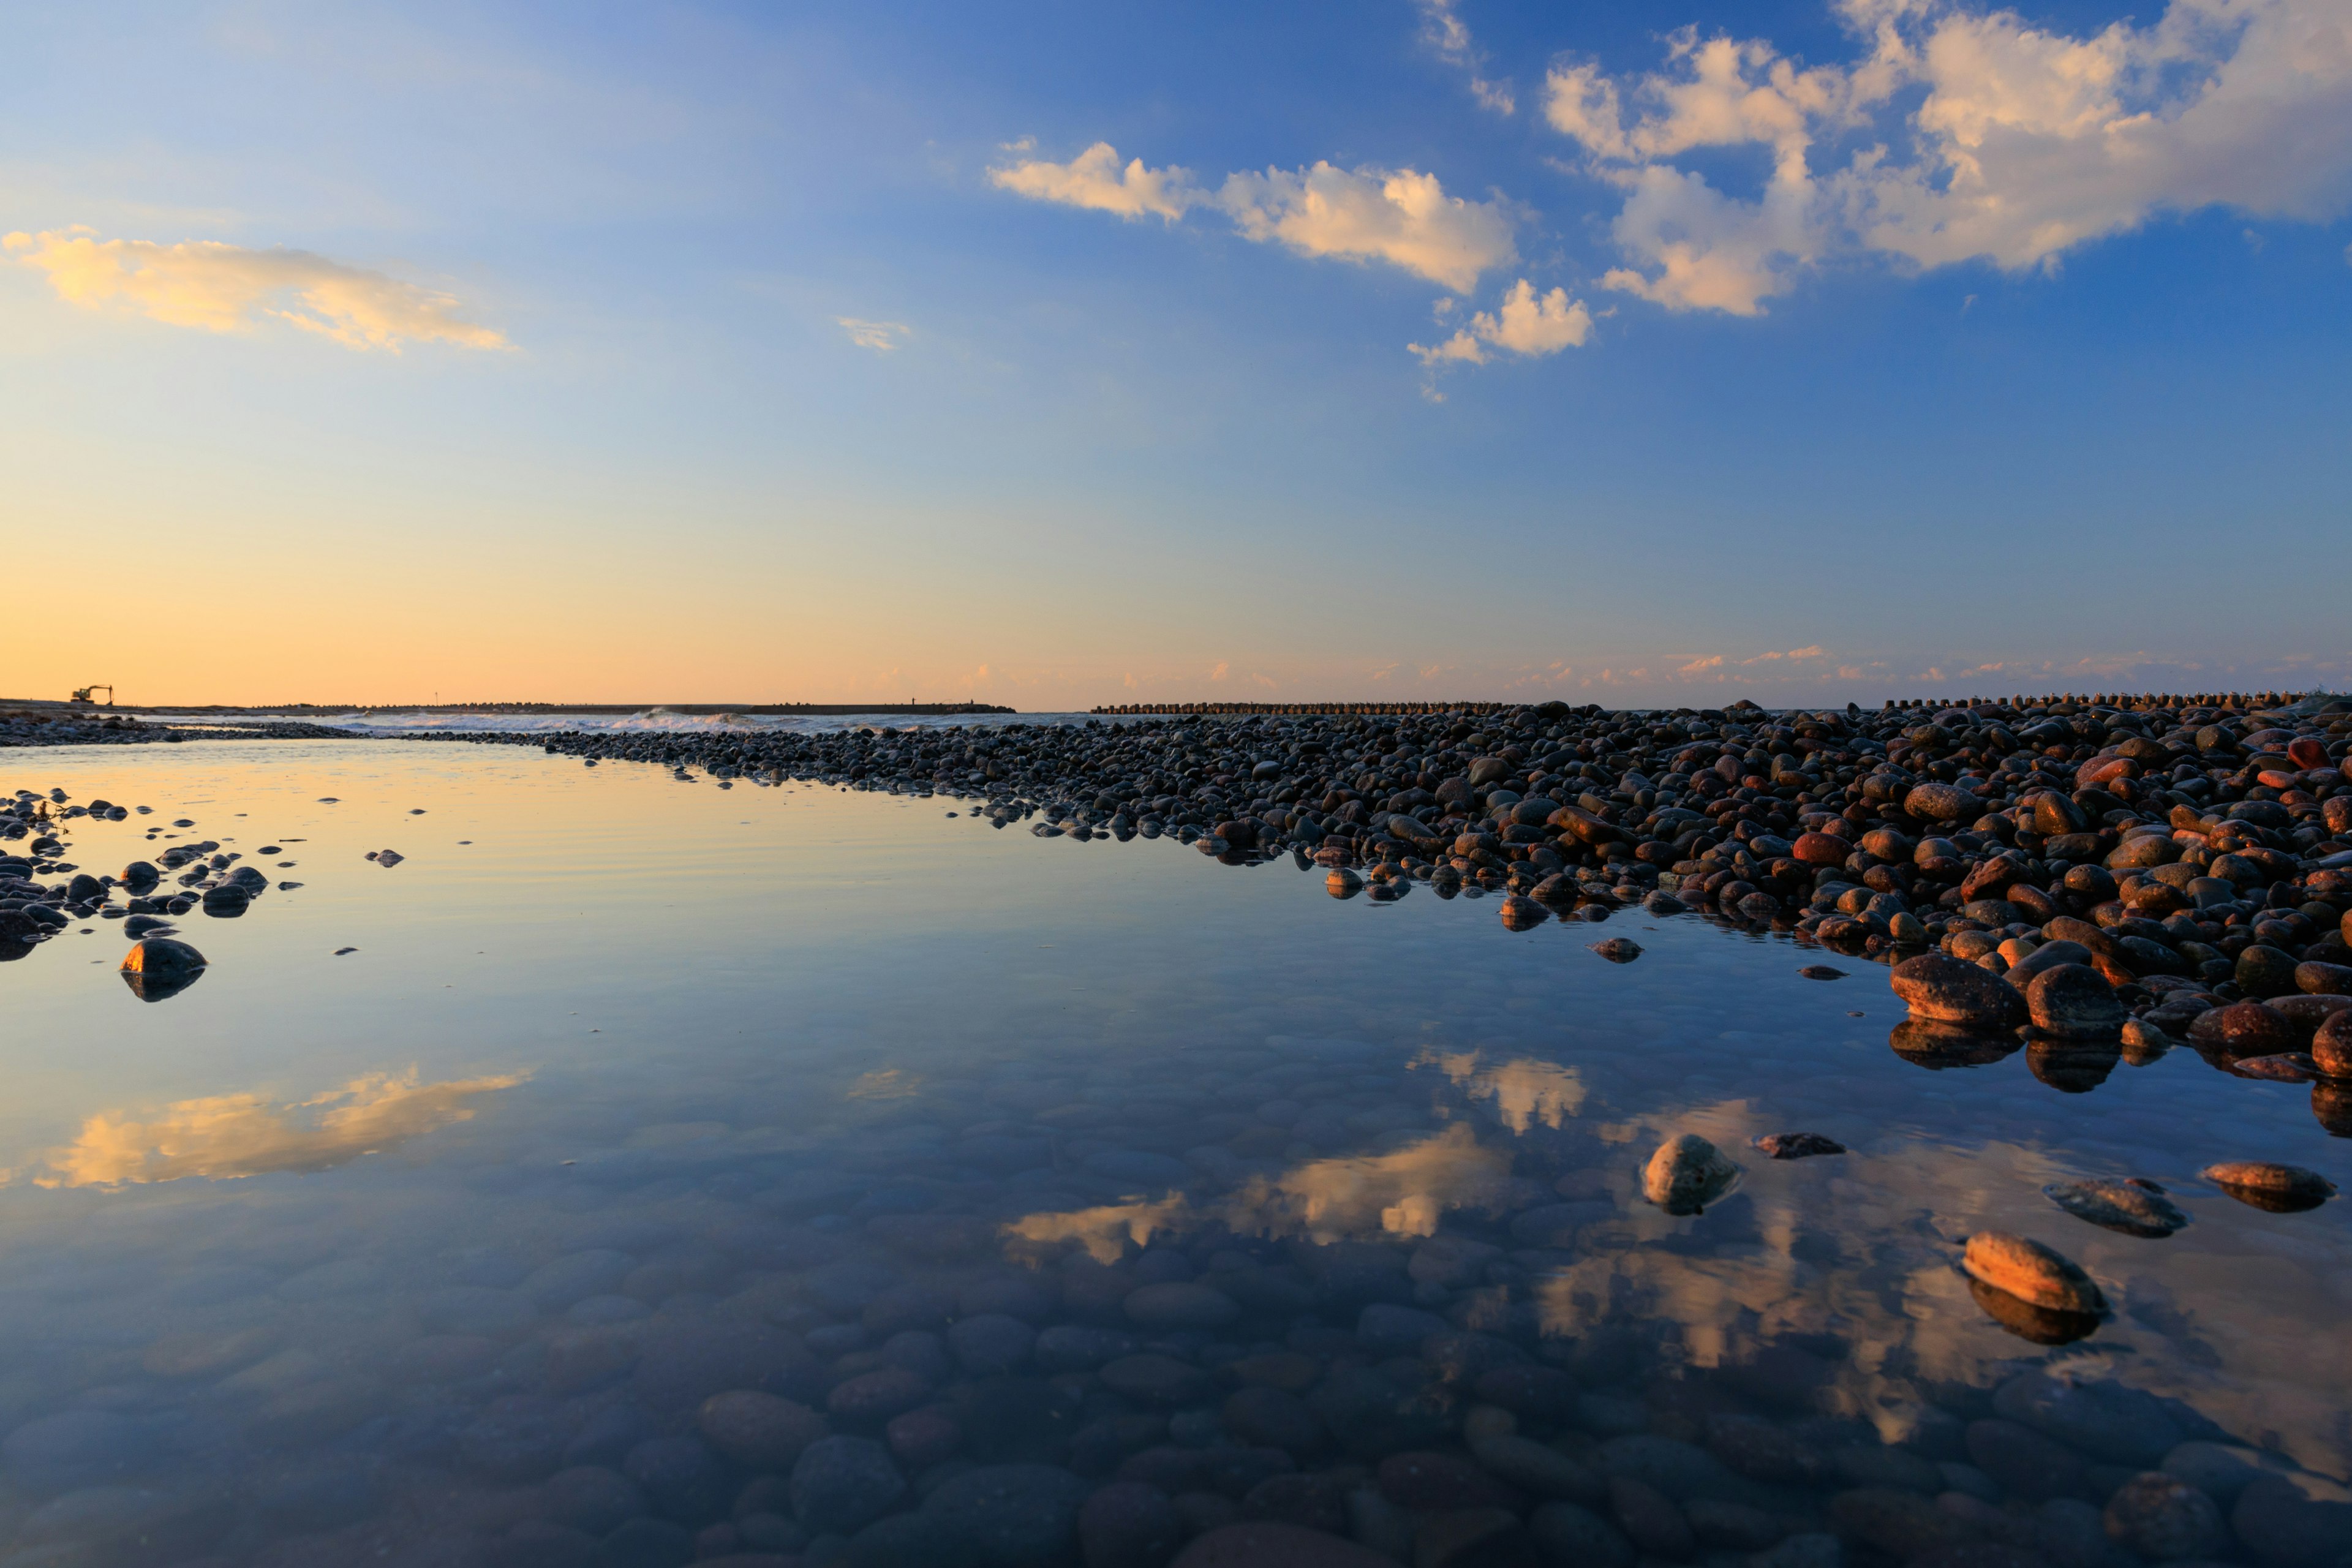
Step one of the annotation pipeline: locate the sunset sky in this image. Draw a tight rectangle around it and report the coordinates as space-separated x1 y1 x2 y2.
7 0 2348 708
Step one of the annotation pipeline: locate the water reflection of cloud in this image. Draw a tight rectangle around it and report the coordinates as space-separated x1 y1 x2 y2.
845 1069 921 1100
1234 1123 1512 1240
1415 1050 1586 1132
997 1103 2352 1481
21 1069 526 1187
1003 1125 1516 1259
1006 1196 1188 1262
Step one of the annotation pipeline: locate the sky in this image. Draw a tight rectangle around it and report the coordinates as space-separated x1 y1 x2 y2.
4 0 2349 710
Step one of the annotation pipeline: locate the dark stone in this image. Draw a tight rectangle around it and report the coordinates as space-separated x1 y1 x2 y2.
2101 1472 2225 1560
1241 1472 1352 1534
1754 1133 1847 1159
1609 1474 1694 1558
1169 1521 1394 1567
919 1463 1091 1566
1824 1487 1973 1559
633 1321 822 1412
789 1436 905 1534
696 1392 827 1471
848 1510 981 1568
1964 1420 2086 1502
1990 1373 2180 1466
622 1434 735 1525
2026 965 2125 1039
1221 1387 1325 1457
1526 1501 1636 1568
1378 1450 1518 1512
1080 1480 1184 1568
459 1396 571 1482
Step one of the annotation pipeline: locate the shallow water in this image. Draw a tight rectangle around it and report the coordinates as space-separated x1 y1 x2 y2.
2 741 2347 1564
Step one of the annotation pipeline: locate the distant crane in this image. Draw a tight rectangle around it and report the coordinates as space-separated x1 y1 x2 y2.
69 685 114 705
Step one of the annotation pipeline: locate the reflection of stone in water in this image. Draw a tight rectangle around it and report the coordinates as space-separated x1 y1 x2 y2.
2313 1081 2352 1138
119 966 204 1003
1966 1274 2103 1345
1888 1020 2019 1070
2026 1039 2121 1094
1230 1123 1510 1243
1004 1197 1188 1264
845 1069 922 1101
1415 1050 1586 1133
22 1070 527 1187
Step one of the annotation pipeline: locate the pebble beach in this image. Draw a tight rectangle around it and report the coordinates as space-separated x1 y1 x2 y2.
1 694 2348 1568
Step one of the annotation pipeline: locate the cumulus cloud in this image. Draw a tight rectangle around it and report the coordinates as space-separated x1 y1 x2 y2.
991 143 1515 293
1545 0 2352 314
1411 277 1593 365
1417 0 1517 114
4 227 508 350
989 141 1207 222
837 317 910 352
1218 162 1517 292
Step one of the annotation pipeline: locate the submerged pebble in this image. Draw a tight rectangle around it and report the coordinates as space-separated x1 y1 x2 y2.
2042 1177 2189 1237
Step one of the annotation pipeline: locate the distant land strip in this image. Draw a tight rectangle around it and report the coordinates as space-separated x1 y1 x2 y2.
0 701 1015 717
1092 692 2319 716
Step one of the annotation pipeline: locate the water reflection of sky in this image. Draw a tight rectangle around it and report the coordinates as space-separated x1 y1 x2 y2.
2 739 2349 1489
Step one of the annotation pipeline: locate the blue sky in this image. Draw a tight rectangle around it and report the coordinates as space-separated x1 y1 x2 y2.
4 0 2348 707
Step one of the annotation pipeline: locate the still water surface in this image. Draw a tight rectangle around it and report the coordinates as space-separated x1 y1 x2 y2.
1 742 2346 1564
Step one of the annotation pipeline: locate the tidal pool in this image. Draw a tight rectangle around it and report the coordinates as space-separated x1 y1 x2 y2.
1 741 2346 1567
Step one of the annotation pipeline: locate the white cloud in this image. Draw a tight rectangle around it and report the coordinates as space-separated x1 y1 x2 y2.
3 227 507 350
1417 0 1517 114
1216 162 1516 292
989 141 1205 223
991 143 1516 293
1411 277 1593 364
837 317 910 352
1545 0 2352 314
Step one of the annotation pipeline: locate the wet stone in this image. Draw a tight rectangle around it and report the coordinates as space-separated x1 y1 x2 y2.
2102 1471 2226 1560
2041 1178 2188 1238
1991 1372 2184 1466
1377 1450 1518 1512
1124 1283 1240 1332
789 1435 906 1535
948 1313 1038 1376
1169 1520 1393 1568
1642 1134 1740 1215
1754 1133 1846 1159
1035 1325 1137 1374
918 1462 1091 1566
622 1434 733 1525
884 1406 962 1469
1221 1387 1324 1457
1891 954 2028 1028
1470 1433 1605 1504
540 1466 649 1535
1079 1479 1184 1568
2027 965 2125 1039
1355 1302 1450 1357
1962 1234 2106 1316
2200 1161 2338 1212
696 1391 826 1471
